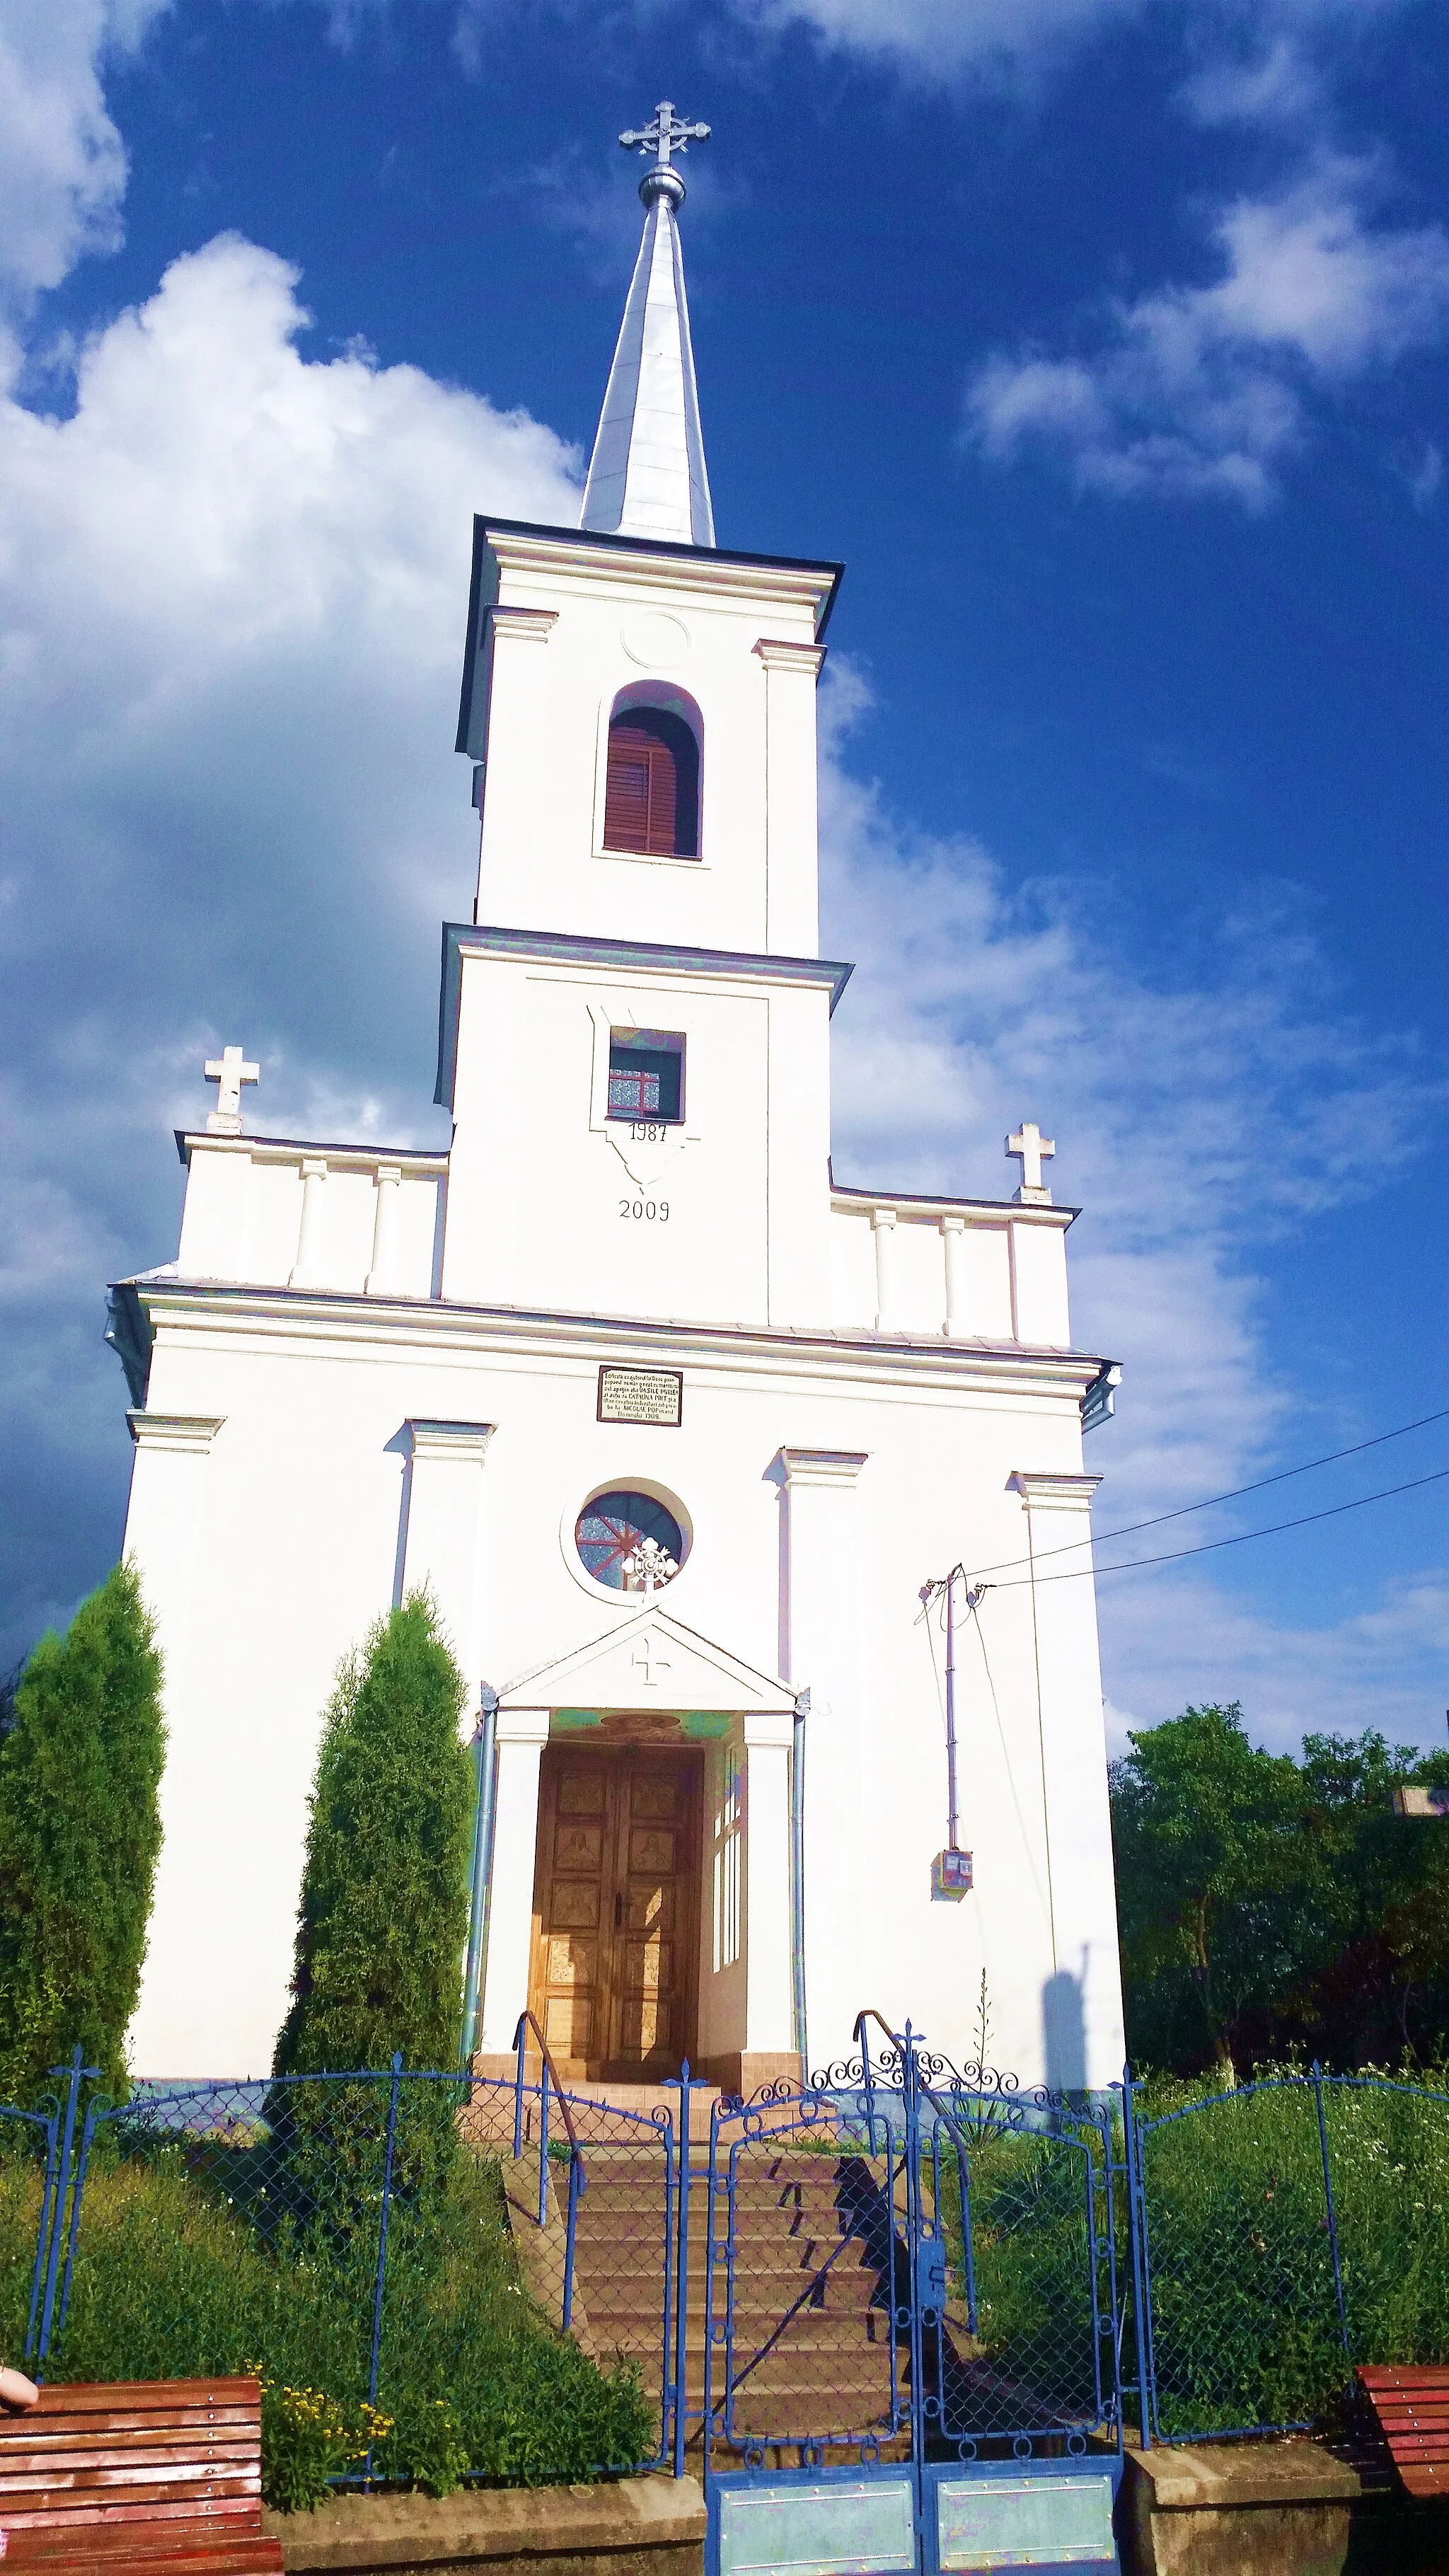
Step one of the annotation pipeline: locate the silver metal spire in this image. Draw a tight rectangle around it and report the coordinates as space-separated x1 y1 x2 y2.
579 101 715 550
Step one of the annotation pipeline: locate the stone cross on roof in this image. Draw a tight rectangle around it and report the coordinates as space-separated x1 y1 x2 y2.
1006 1121 1055 1205
204 1045 259 1135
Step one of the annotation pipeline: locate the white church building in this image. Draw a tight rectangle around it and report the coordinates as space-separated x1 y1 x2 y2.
110 105 1126 2095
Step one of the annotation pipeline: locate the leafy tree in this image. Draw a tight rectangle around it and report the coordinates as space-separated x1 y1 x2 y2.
0 1563 165 2103
275 1594 474 2076
1113 1708 1449 2076
1111 1704 1310 2082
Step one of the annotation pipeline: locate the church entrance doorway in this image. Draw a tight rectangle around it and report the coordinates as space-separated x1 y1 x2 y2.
528 1739 703 2081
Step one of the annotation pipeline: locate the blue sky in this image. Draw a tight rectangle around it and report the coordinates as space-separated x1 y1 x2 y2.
4 0 1449 1752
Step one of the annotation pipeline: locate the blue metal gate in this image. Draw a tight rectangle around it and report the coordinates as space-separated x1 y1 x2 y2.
699 2018 1125 2576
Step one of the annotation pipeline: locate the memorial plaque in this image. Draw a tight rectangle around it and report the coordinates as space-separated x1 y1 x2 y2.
597 1365 683 1427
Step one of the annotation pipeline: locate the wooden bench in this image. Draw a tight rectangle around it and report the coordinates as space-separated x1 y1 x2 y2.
1356 2364 1449 2500
0 2376 283 2568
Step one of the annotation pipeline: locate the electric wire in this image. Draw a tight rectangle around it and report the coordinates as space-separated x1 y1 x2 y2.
974 1459 1449 1593
964 1399 1449 1583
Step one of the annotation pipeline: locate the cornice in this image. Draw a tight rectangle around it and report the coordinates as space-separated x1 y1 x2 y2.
831 1182 1077 1231
487 606 558 646
754 637 827 677
127 1411 225 1453
1009 1472 1103 1510
780 1448 870 1489
479 515 842 613
436 921 853 1108
177 1131 449 1174
405 1417 495 1467
127 1278 1108 1399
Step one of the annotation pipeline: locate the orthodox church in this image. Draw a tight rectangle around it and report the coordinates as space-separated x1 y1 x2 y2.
110 106 1126 2093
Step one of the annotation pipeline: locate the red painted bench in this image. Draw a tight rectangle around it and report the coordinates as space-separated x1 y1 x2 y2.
0 2377 282 2568
1356 2364 1449 2500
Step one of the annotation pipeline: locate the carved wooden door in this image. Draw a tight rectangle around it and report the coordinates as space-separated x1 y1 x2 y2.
529 1745 700 2080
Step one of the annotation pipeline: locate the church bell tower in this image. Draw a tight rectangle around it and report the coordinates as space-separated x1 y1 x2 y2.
442 103 848 1334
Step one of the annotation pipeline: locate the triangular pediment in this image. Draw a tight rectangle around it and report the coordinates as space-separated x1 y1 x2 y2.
498 1607 794 1716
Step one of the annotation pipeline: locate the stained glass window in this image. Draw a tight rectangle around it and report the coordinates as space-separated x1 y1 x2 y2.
575 1490 686 1592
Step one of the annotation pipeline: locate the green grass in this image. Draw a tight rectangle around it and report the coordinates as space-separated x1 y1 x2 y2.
923 2072 1449 2443
0 2138 654 2506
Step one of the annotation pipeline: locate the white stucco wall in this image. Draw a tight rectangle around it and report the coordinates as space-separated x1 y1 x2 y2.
119 520 1124 2097
125 1294 1122 2088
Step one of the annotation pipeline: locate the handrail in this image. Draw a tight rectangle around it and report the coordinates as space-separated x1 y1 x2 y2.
853 2007 905 2064
511 2010 582 2161
853 2007 908 2159
511 2012 585 2323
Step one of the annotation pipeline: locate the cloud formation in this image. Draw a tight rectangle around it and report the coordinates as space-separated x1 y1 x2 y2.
0 0 167 325
965 161 1449 504
0 232 580 1665
732 0 1140 77
816 669 1448 1742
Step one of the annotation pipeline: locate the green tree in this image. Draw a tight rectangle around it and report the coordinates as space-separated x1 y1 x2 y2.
0 1562 165 2103
1111 1703 1310 2082
275 1594 475 2076
270 1598 475 2263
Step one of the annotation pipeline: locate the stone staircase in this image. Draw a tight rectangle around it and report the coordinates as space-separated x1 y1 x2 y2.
567 2141 906 2461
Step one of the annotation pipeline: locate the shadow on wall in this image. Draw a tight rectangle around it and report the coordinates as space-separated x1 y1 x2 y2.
1042 1956 1087 2097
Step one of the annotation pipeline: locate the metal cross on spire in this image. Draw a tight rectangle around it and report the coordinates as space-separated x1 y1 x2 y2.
579 98 715 546
619 100 710 193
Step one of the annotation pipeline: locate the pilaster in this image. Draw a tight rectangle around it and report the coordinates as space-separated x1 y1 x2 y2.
398 1419 496 1677
478 1706 550 2059
1008 1471 1126 2087
755 635 824 954
779 1448 870 2069
741 1706 796 2058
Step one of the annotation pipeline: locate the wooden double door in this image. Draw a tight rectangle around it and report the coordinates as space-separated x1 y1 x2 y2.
529 1743 702 2080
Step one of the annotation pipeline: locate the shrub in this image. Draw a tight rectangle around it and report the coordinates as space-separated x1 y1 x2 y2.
275 1595 474 2077
29 2140 654 2497
0 1564 164 2105
271 1599 475 2249
258 2381 391 2514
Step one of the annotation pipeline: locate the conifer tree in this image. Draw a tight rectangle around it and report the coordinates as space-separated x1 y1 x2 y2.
0 1563 165 2104
275 1595 474 2076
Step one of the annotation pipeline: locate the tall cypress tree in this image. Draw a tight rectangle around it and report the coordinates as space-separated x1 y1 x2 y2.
0 1562 165 2104
275 1595 474 2076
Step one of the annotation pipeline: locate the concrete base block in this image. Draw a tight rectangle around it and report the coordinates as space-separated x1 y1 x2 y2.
265 2473 706 2575
1123 2443 1361 2576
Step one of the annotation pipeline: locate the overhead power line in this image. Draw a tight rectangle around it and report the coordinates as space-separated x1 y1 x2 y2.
966 1400 1449 1584
979 1461 1449 1594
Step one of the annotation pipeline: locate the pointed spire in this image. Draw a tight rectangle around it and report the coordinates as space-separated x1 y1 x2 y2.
580 102 715 550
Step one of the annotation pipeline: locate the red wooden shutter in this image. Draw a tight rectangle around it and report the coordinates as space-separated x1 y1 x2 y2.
604 715 695 855
605 730 654 850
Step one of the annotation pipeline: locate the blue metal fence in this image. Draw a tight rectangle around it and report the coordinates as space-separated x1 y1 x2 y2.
1128 2063 1449 2447
8 2029 1449 2497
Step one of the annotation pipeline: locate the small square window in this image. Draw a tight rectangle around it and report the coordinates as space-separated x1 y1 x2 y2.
608 1029 684 1124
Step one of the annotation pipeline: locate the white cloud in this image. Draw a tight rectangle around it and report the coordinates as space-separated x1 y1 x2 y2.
722 0 1412 86
0 231 582 1665
0 0 167 325
1102 1564 1449 1757
965 163 1449 504
731 0 1141 76
816 669 1449 1746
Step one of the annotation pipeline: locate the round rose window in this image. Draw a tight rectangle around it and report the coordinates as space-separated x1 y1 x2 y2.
575 1489 686 1593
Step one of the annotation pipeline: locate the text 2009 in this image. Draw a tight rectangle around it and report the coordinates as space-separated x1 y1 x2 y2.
620 1199 669 1222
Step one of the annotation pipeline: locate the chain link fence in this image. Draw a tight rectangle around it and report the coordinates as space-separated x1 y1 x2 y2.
6 2039 1449 2488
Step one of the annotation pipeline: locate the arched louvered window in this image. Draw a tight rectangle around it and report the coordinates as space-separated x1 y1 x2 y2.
604 707 700 858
